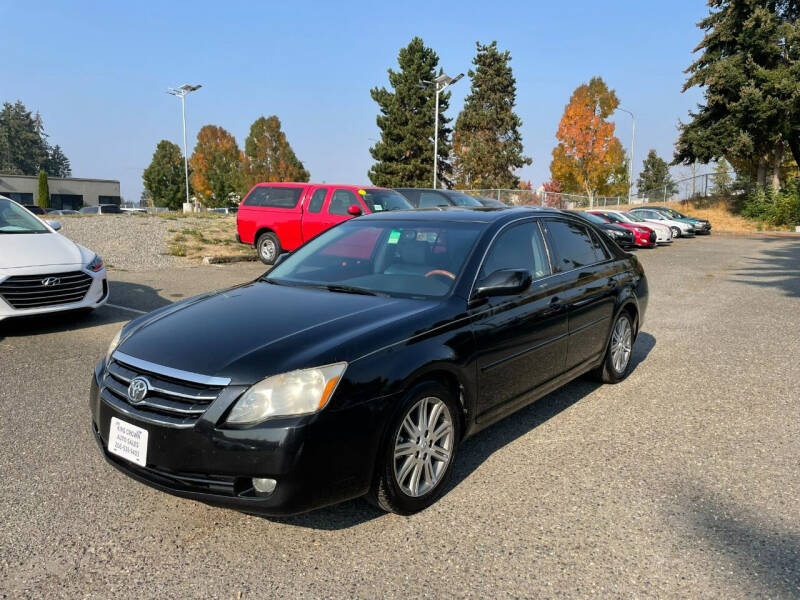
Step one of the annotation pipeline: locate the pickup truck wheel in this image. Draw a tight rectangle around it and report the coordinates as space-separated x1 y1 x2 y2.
256 232 280 265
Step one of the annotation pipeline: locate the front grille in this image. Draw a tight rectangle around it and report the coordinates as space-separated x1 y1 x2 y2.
0 271 92 309
102 356 226 427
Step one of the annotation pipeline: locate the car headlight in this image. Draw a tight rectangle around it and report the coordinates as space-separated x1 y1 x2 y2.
226 363 347 425
87 254 104 272
106 327 123 364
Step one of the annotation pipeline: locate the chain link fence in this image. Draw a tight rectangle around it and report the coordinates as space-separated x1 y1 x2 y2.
461 189 631 209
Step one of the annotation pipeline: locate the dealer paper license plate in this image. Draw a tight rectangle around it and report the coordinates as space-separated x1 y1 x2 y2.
108 417 148 467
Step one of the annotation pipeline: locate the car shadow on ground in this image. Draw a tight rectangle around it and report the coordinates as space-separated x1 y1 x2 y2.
682 483 800 597
0 280 173 343
267 332 656 531
729 237 800 299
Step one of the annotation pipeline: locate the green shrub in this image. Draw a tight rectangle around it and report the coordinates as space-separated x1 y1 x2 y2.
741 179 800 227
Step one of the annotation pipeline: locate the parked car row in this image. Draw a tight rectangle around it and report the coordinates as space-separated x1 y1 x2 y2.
236 183 712 263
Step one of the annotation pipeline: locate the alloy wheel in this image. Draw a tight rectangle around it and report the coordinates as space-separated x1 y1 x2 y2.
259 238 276 262
393 396 454 497
610 316 633 374
671 226 681 238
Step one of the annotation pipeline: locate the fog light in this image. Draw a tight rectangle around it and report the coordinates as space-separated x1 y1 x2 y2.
252 477 277 494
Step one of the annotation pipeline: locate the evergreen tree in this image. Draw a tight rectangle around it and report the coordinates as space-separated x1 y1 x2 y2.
37 169 50 209
711 158 733 195
637 150 677 198
674 0 800 185
243 116 309 189
143 140 188 210
189 125 243 208
452 41 531 189
369 37 452 188
0 101 50 174
46 145 71 177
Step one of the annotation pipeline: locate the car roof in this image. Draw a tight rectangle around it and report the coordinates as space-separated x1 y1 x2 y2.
251 182 391 191
357 205 560 224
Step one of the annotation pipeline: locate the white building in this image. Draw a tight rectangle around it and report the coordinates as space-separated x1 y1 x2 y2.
0 174 121 210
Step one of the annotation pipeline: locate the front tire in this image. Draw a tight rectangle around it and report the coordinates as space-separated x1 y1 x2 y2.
369 382 461 515
256 232 281 265
671 226 681 238
595 312 634 383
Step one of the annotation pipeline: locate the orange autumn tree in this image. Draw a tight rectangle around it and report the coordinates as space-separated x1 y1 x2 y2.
550 77 628 204
189 125 244 208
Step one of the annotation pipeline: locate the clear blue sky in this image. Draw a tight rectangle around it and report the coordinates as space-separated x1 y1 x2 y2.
2 0 708 201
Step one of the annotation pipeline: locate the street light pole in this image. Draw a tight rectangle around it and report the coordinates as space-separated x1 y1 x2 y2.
431 72 463 189
617 107 635 204
167 84 202 211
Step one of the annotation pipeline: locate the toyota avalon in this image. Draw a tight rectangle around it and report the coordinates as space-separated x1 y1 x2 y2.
90 207 648 515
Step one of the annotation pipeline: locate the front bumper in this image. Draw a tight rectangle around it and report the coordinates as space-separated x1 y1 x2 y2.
0 267 108 322
89 363 390 515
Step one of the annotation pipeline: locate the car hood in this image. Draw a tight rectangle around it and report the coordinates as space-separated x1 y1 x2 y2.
0 232 89 271
115 280 445 385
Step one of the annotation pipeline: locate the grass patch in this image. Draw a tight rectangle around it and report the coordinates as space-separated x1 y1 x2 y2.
165 215 254 261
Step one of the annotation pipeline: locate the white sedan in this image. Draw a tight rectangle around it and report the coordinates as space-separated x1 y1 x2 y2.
0 196 108 322
628 208 695 238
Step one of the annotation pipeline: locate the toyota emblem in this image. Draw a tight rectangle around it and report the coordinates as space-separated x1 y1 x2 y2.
127 377 150 404
41 277 61 287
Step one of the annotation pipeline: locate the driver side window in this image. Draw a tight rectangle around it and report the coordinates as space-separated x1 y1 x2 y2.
479 222 551 281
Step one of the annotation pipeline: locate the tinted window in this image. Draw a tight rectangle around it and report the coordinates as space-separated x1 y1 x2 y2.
442 191 482 207
480 222 550 281
243 186 304 208
329 190 358 215
418 191 450 208
545 220 607 271
267 221 484 298
100 204 121 214
307 188 327 213
360 189 412 212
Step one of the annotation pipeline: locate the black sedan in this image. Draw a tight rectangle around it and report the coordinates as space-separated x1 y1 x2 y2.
91 207 648 515
395 187 484 208
564 209 636 248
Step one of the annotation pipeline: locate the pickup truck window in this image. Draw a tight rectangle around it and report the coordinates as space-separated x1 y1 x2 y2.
307 188 327 213
243 186 304 208
329 190 358 215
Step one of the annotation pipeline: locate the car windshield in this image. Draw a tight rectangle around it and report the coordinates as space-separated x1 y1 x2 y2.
624 212 646 222
664 208 687 219
360 189 412 212
573 211 607 225
443 191 483 207
266 220 484 298
595 211 622 224
0 198 50 234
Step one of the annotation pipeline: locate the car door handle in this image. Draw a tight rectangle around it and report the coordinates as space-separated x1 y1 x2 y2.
548 296 563 310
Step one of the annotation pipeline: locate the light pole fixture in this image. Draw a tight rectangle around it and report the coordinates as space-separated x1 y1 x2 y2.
431 72 463 189
167 84 202 210
616 106 635 203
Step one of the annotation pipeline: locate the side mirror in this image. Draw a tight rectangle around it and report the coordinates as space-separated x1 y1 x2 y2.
347 204 363 216
474 269 532 298
46 220 62 231
273 252 290 268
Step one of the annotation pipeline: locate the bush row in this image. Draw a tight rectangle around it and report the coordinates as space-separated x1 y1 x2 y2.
740 179 800 228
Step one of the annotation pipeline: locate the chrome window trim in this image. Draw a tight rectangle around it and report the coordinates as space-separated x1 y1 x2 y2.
112 351 231 386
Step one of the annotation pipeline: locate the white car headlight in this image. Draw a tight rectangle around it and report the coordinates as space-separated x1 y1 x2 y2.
226 363 347 425
87 254 104 272
106 327 123 364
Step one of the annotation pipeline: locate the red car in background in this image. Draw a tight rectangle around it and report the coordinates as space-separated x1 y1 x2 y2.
236 183 412 263
588 210 657 248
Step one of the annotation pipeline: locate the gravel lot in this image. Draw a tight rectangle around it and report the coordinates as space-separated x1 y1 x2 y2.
1 234 799 599
56 215 242 271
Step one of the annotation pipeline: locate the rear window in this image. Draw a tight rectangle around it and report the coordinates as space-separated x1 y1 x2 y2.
243 186 304 208
360 189 412 212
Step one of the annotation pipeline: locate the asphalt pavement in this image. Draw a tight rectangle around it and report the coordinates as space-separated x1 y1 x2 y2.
1 234 799 599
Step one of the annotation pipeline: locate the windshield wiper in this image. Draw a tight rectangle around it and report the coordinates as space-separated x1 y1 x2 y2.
318 284 382 296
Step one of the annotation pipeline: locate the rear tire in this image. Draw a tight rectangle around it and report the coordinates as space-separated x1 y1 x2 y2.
595 312 634 383
256 232 280 265
369 382 461 515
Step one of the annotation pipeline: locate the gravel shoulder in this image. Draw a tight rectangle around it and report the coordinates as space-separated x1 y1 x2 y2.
56 214 250 271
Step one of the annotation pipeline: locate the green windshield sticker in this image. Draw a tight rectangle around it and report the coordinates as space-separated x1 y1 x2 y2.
387 230 401 244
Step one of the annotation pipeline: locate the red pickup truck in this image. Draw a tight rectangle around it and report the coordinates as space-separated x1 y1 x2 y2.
236 183 412 264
